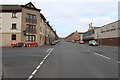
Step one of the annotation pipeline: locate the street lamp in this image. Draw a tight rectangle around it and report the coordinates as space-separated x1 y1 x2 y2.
97 32 102 46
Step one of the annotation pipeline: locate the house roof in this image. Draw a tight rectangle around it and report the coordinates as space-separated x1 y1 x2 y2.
21 2 41 11
0 2 41 12
0 5 22 12
40 13 46 21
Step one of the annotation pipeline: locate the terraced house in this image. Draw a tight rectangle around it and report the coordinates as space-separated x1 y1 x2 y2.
0 2 58 47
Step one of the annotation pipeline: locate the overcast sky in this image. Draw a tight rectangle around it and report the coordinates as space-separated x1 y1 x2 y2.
0 0 119 37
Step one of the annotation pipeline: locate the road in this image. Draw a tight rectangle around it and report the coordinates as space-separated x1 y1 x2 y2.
33 41 118 78
3 45 53 78
2 41 119 79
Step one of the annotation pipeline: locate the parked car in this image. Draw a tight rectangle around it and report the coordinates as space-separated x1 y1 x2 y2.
50 40 60 46
89 40 98 46
79 41 85 44
72 40 76 43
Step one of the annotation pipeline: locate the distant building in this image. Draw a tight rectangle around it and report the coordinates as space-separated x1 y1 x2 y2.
94 20 120 46
83 21 120 46
83 23 99 43
65 31 84 42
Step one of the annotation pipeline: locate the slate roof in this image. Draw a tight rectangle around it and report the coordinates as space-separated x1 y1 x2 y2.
0 5 22 12
0 2 40 12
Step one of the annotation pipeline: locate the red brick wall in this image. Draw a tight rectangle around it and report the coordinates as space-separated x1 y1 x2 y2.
66 32 80 42
95 37 120 47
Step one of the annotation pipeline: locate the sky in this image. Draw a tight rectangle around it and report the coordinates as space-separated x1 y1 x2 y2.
0 0 119 37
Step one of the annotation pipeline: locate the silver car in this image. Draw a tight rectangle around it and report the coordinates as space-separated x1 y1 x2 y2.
89 40 98 46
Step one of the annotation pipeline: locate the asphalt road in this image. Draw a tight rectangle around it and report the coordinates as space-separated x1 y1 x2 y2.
33 41 119 78
2 41 119 79
3 45 53 78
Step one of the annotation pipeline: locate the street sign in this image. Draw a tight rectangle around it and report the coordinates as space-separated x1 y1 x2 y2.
97 33 102 39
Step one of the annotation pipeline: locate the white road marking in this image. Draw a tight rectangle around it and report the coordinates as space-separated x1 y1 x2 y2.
40 60 45 65
27 48 54 80
32 70 37 75
117 61 120 63
94 52 111 59
88 50 119 64
43 56 47 60
46 48 51 52
36 65 40 70
28 76 33 80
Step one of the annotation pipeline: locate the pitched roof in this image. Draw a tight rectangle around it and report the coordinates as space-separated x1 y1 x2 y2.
21 2 40 12
0 5 22 12
40 13 46 21
0 2 41 12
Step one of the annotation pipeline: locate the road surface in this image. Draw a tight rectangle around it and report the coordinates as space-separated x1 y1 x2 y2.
2 41 119 80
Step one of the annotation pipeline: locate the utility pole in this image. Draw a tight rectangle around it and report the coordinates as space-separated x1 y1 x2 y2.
97 33 102 46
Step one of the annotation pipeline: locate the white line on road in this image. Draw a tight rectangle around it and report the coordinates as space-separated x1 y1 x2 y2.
46 48 51 52
94 52 111 60
32 70 37 75
36 65 41 70
117 61 120 63
27 76 33 80
27 48 54 80
88 50 119 64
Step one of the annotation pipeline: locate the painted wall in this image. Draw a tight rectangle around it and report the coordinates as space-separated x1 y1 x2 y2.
0 12 22 46
21 8 40 45
95 21 119 39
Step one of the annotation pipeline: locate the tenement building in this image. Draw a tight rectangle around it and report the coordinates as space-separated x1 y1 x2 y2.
0 2 58 47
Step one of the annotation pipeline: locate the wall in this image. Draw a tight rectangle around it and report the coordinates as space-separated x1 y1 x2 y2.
21 8 40 45
95 21 120 46
0 12 22 46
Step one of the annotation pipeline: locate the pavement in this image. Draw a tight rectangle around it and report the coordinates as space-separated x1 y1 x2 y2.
2 41 119 79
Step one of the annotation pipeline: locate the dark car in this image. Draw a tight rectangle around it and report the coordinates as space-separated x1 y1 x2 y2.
50 40 60 46
89 40 98 46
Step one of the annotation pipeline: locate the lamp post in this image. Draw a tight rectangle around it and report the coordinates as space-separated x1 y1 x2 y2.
97 32 102 46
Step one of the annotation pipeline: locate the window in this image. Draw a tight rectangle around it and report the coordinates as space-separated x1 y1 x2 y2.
117 27 120 30
26 13 36 23
12 34 16 40
111 28 116 31
101 31 105 33
26 35 35 41
11 24 17 29
26 24 36 33
40 27 42 32
27 13 30 18
106 29 110 32
33 15 36 19
12 12 17 18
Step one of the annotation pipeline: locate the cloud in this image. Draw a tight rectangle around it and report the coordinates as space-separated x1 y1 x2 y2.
0 0 118 37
